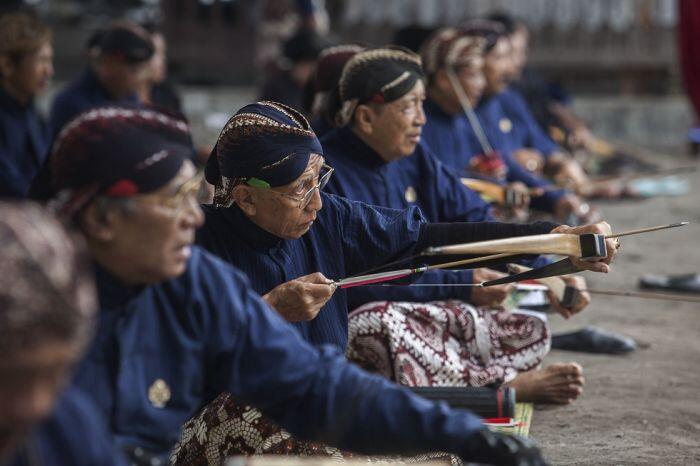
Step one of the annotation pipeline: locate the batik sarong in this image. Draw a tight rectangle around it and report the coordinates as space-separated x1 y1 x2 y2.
171 301 548 465
171 394 456 465
347 301 550 387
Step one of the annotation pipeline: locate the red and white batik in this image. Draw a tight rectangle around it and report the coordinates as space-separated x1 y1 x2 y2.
347 300 550 387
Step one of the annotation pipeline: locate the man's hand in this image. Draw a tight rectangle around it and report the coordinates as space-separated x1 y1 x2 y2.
505 181 531 208
461 429 549 466
548 275 590 319
471 268 514 307
548 154 590 195
553 194 599 225
513 148 545 173
550 222 618 273
262 272 336 322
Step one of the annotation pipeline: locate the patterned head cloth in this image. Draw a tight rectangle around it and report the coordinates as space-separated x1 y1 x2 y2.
50 105 195 215
0 202 96 354
332 46 425 127
459 19 507 52
308 44 365 118
420 27 486 79
205 101 323 207
314 44 366 94
89 21 154 63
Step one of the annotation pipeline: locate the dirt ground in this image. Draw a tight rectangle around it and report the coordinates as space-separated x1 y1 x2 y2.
531 153 700 465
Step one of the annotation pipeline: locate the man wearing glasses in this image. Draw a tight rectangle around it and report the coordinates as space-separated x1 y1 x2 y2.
180 100 616 461
47 104 549 465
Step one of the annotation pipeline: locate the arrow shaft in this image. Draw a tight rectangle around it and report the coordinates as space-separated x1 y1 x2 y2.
607 222 688 239
582 288 700 303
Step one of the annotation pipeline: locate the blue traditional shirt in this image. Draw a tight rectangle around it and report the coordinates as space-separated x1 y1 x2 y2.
198 194 425 350
0 87 50 197
422 98 565 213
496 88 560 157
6 387 127 466
72 246 485 460
50 68 139 136
321 126 500 306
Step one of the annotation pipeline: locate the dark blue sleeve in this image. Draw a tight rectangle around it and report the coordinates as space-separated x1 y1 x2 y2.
508 90 560 156
328 194 427 276
202 259 486 458
49 92 84 137
423 146 494 223
25 387 128 466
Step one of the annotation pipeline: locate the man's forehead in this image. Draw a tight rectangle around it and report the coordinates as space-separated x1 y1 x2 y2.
396 80 426 102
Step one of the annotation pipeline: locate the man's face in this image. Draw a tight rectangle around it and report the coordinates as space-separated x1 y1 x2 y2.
1 42 54 98
237 154 325 240
453 58 486 107
508 28 529 81
103 57 150 98
360 79 427 162
0 341 81 460
90 161 205 285
484 37 513 94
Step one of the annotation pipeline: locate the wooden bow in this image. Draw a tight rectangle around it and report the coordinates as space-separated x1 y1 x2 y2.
335 222 688 289
480 223 688 287
461 178 558 207
422 232 607 259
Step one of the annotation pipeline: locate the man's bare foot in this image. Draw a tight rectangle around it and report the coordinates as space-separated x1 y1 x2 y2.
505 362 584 404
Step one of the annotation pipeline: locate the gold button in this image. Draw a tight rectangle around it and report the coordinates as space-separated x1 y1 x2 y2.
148 379 171 408
404 186 417 203
499 118 512 133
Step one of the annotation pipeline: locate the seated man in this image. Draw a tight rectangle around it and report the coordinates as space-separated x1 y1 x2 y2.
419 27 575 219
49 21 152 135
319 45 596 395
466 21 595 207
303 44 365 137
181 98 615 460
0 202 126 466
0 12 53 197
46 104 547 466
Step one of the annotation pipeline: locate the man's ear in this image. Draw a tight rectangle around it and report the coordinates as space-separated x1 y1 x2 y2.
232 185 257 217
79 201 121 243
353 104 376 136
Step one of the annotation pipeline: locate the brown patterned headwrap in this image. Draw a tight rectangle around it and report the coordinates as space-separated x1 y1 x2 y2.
205 101 322 207
420 27 486 79
331 47 424 127
0 202 96 353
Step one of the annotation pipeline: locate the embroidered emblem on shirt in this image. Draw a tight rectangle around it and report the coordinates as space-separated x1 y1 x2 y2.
499 118 512 134
148 379 171 408
405 186 417 203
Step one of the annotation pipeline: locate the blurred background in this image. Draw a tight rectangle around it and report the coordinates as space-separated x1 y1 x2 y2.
6 0 697 154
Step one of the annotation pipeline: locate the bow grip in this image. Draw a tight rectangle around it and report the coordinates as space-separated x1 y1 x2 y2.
579 233 607 259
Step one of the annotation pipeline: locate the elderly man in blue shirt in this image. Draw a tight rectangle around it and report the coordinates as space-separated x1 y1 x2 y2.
44 104 551 466
180 83 621 459
49 21 152 136
0 12 53 197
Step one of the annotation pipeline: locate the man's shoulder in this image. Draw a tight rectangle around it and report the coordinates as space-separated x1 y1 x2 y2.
184 245 248 281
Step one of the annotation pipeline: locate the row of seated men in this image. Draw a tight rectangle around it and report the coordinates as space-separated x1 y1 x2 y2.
1 10 623 466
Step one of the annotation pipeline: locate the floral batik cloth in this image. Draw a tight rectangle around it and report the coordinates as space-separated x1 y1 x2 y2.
171 301 549 466
170 394 456 465
347 300 550 387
